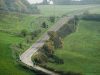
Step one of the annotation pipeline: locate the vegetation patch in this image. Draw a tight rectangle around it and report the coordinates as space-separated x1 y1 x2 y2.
46 16 100 75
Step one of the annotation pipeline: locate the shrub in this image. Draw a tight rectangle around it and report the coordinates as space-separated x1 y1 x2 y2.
82 14 100 21
49 16 55 23
41 22 48 28
31 51 48 65
48 31 63 48
42 41 54 56
20 29 28 37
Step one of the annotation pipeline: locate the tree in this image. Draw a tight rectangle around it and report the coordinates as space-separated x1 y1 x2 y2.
43 40 54 56
53 0 100 5
41 22 48 28
31 51 48 65
74 15 79 25
42 0 48 5
49 16 55 23
48 31 63 48
20 29 27 37
26 36 32 44
18 43 23 49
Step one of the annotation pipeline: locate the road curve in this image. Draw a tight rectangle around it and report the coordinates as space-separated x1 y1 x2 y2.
20 16 70 75
20 6 97 75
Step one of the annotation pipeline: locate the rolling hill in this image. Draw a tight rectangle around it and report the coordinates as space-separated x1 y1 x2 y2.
0 0 39 14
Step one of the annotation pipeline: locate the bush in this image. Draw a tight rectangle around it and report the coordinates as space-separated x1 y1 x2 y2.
30 29 41 37
82 14 100 21
26 36 32 44
41 22 48 28
49 16 55 23
42 41 54 56
48 31 63 48
31 51 48 65
20 29 28 37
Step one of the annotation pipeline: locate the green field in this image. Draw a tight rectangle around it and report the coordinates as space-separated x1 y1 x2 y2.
0 11 55 75
89 6 100 14
0 32 35 75
38 5 96 16
0 5 100 75
47 20 100 75
0 13 54 33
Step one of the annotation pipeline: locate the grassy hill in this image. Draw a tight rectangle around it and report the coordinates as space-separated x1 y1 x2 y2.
0 5 99 75
0 0 39 14
47 20 100 75
0 32 36 75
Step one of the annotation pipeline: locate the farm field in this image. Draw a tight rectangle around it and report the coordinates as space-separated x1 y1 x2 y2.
47 20 100 75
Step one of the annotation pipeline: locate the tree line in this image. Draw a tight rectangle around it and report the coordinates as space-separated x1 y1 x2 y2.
41 0 100 5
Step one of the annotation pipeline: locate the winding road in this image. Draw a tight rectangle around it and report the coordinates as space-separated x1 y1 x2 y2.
20 6 98 75
20 16 69 75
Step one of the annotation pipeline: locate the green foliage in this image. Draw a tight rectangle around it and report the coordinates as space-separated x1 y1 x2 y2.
20 29 28 37
43 40 54 56
49 16 55 23
26 36 32 44
52 0 100 5
82 14 100 21
48 31 63 48
47 20 100 75
41 22 48 28
31 51 48 65
42 0 48 5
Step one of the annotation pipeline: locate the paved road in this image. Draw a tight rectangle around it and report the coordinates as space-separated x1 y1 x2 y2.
20 6 98 75
20 16 69 75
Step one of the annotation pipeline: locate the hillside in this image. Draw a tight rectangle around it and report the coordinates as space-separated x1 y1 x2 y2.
47 20 100 75
0 0 39 14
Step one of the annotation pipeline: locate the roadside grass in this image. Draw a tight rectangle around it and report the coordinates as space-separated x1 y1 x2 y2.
0 11 56 75
0 13 54 33
47 20 100 75
0 32 35 75
89 6 100 14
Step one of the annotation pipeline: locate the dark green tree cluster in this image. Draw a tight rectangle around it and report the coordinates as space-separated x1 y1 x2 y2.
31 51 48 65
20 29 41 44
52 0 100 5
82 11 100 21
49 16 55 23
43 40 54 56
31 31 64 65
48 31 63 48
41 22 48 28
